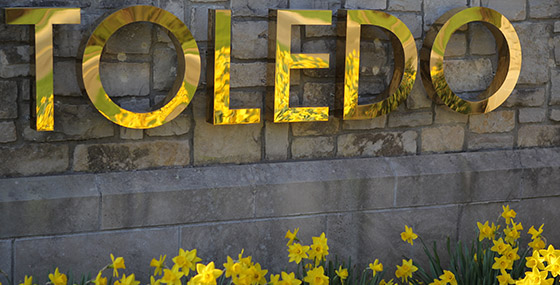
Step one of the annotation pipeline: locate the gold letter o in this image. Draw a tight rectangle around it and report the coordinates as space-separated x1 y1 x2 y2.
82 5 201 129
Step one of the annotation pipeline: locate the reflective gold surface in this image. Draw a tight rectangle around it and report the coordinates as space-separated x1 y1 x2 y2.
6 8 80 131
273 10 331 123
341 10 417 120
420 7 522 114
207 10 260 125
82 5 200 129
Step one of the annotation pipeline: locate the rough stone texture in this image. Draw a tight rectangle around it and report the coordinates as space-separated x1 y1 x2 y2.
99 62 150 96
291 136 335 159
424 0 467 31
338 131 417 157
120 127 143 140
53 60 82 96
388 110 433 127
342 116 387 129
518 125 560 147
0 121 16 143
105 22 152 54
515 22 550 84
551 69 560 105
389 13 423 39
0 240 11 282
550 109 560 121
467 133 514 150
529 0 560 18
444 33 467 57
555 21 560 32
469 111 515 133
232 21 269 59
406 78 433 109
344 0 386 9
0 144 68 176
302 82 335 109
301 40 336 78
0 80 17 119
152 43 178 91
445 58 493 92
470 23 496 55
230 62 267 88
504 87 546 107
434 105 469 124
145 115 190 137
0 174 98 238
23 104 114 142
421 126 464 152
481 0 526 21
232 0 288 17
292 118 339 136
518 108 546 123
73 141 190 172
14 228 178 284
388 0 422 11
555 37 560 65
265 121 289 160
290 0 341 10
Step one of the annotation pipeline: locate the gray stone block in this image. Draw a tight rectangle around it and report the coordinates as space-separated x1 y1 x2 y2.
390 12 423 39
54 60 82 96
120 127 143 140
98 168 254 229
0 121 16 143
338 131 417 157
388 110 433 127
467 133 513 150
342 116 387 130
14 228 179 284
518 148 560 198
518 108 546 123
99 62 150 97
434 105 468 124
424 0 467 31
421 125 465 152
302 82 335 109
518 125 560 147
344 0 386 9
0 144 68 177
73 140 190 172
529 0 560 19
444 58 493 92
444 33 467 57
514 22 550 84
550 109 560 122
292 119 339 136
105 22 153 54
291 136 335 159
0 81 18 119
504 87 545 107
22 104 114 142
230 62 268 88
232 21 269 59
406 77 432 110
327 205 459 271
181 216 326 274
469 23 496 55
388 0 422 11
551 69 560 105
152 43 178 91
145 115 190 137
469 111 515 133
0 240 11 283
0 174 98 238
265 121 289 160
481 0 526 21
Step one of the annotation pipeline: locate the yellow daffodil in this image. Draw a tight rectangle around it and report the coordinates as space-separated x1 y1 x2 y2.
539 245 560 263
492 256 513 271
114 274 140 285
308 233 329 265
110 254 126 278
246 263 268 285
526 250 545 270
528 224 544 240
190 262 223 285
93 271 107 285
491 238 511 255
429 279 444 285
529 237 546 251
504 247 520 261
439 270 457 285
501 205 516 224
303 266 329 285
523 267 554 285
223 256 239 278
369 259 383 277
48 268 67 285
20 275 33 285
278 272 301 285
288 243 309 264
161 265 185 285
238 250 252 267
173 249 202 276
151 255 167 276
545 256 560 277
477 221 497 241
401 225 418 245
496 271 514 285
395 259 418 283
335 266 348 282
379 279 394 285
269 274 280 285
285 228 299 246
150 276 161 285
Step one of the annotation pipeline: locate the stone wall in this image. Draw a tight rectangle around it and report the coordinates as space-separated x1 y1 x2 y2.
0 0 559 283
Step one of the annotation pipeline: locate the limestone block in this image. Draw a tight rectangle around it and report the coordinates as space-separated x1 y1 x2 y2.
551 70 560 105
518 108 546 123
406 77 432 109
302 82 335 109
230 62 267 87
388 0 422 11
301 39 336 78
73 140 190 172
120 128 143 140
292 118 339 136
99 62 150 96
470 23 496 55
338 130 417 157
342 116 387 130
0 241 11 283
514 22 550 84
0 144 68 176
424 0 467 31
0 80 17 119
434 105 469 124
54 60 82 96
421 125 465 152
345 0 387 9
518 125 560 147
529 0 560 19
554 37 560 65
265 121 289 160
233 0 288 17
152 43 178 91
388 110 433 127
146 115 191 137
0 121 16 143
23 104 114 142
469 110 515 133
444 33 467 57
504 87 546 107
444 58 493 92
290 0 341 11
467 133 513 150
291 136 335 159
390 12 423 39
550 109 560 122
53 24 82 57
232 21 269 59
105 22 152 54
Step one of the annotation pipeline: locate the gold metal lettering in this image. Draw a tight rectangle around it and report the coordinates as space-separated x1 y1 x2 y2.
341 10 417 120
207 10 260 125
420 7 522 114
273 10 331 123
82 5 201 129
6 8 80 131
